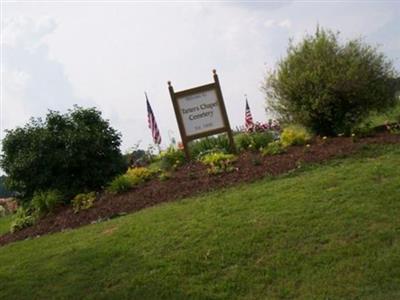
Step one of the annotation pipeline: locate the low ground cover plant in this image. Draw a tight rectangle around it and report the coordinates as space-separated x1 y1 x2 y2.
149 147 186 172
189 135 231 158
10 207 36 233
31 190 62 217
234 133 252 151
126 167 153 180
7 190 63 232
72 192 96 213
262 141 286 156
107 167 154 194
351 120 377 138
159 147 186 170
250 132 274 150
107 175 133 194
280 125 311 147
200 152 237 175
158 171 171 181
234 131 274 152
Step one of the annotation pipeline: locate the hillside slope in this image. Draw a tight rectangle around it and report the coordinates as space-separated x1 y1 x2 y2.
1 145 400 299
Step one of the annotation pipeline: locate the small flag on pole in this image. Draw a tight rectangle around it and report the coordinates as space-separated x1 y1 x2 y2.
145 92 162 145
245 95 254 131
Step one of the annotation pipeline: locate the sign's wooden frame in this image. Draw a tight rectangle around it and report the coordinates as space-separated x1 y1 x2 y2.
168 70 236 159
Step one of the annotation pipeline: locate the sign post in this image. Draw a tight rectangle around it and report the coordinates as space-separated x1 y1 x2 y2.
168 69 236 159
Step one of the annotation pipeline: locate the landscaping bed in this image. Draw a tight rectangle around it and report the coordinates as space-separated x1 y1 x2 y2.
1 131 399 246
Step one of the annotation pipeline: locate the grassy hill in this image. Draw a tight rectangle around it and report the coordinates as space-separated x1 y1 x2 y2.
0 215 12 236
1 144 400 299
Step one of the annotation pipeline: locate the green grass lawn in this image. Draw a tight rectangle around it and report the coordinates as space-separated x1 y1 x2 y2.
1 145 400 299
0 214 13 236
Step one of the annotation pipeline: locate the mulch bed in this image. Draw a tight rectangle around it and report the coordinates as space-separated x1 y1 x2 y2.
1 131 400 247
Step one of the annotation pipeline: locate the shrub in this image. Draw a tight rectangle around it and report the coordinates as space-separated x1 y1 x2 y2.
0 106 126 202
10 207 36 233
31 190 62 217
262 141 286 156
200 152 237 175
190 135 231 158
0 175 14 198
72 192 96 213
280 126 311 147
263 27 398 135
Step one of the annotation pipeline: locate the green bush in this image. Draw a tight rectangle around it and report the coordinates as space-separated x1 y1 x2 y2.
262 141 286 156
280 126 311 147
31 190 62 217
10 207 36 233
72 192 96 213
0 175 14 198
200 152 237 175
0 106 126 202
263 27 398 135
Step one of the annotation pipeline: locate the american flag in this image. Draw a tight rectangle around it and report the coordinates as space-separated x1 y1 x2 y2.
245 97 254 131
145 93 162 145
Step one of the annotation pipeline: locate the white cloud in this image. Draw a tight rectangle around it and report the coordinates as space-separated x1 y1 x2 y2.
2 15 56 48
264 19 291 29
2 15 93 133
278 19 291 29
264 19 275 28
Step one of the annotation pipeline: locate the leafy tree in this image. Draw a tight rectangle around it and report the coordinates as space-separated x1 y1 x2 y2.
0 176 13 198
263 27 398 135
0 106 126 202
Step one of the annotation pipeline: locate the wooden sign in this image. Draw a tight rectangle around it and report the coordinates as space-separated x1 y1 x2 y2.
168 70 236 159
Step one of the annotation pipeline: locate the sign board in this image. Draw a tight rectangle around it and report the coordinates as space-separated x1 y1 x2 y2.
168 70 236 159
176 88 224 136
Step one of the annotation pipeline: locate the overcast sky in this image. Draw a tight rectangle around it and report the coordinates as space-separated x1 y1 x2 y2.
1 1 399 152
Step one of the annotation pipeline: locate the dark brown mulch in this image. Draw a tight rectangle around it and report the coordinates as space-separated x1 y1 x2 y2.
1 132 400 247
